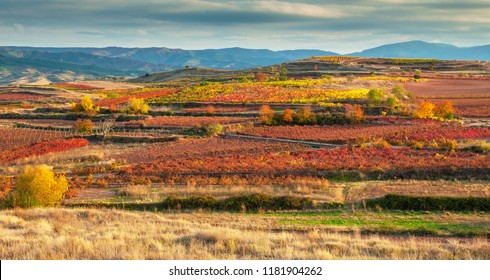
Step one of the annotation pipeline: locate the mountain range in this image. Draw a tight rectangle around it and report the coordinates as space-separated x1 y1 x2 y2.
0 41 489 84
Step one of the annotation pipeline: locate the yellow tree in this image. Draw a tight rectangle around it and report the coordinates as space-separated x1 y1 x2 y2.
13 165 68 208
415 101 435 119
127 98 149 114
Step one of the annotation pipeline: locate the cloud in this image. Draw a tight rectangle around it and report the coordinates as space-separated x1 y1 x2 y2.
0 0 488 52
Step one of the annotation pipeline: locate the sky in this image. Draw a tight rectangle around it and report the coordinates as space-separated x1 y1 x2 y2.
1 0 489 53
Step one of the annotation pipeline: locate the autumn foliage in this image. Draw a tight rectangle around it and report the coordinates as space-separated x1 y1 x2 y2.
70 96 100 115
11 165 68 208
0 138 90 165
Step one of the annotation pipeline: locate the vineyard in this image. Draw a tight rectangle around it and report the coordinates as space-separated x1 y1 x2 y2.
95 88 179 107
125 116 252 127
116 138 307 163
312 56 359 63
0 138 89 165
0 127 73 151
122 146 490 175
0 93 46 101
240 124 490 144
154 82 370 103
0 59 489 261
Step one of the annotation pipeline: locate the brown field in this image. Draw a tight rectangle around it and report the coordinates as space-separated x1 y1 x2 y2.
433 99 490 118
406 79 490 98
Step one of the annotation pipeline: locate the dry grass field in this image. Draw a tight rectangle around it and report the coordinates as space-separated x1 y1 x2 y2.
0 208 488 260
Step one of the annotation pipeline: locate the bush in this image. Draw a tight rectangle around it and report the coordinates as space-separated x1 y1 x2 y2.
11 165 68 208
127 98 149 114
73 119 93 134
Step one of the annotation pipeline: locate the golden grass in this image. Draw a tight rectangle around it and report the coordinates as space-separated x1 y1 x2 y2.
0 208 488 260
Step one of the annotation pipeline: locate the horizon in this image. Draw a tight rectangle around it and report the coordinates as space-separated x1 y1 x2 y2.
1 0 489 53
2 40 489 55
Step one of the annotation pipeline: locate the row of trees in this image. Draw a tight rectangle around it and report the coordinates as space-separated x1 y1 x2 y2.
259 105 364 126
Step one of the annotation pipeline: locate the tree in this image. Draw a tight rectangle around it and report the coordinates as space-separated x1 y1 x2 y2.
283 109 294 123
294 106 315 125
12 165 68 208
413 69 422 79
278 68 288 81
367 88 384 106
344 104 364 123
434 101 454 119
70 96 99 115
414 101 435 119
99 118 115 136
259 105 275 125
73 119 93 134
206 105 215 115
254 72 267 82
127 98 149 114
385 96 399 111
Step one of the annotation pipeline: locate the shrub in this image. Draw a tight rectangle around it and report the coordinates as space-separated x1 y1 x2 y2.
127 98 149 114
73 119 93 134
11 165 68 208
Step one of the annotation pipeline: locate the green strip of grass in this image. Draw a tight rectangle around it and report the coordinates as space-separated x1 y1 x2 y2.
275 211 489 237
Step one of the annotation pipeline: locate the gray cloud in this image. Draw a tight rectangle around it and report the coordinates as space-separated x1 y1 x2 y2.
0 0 488 52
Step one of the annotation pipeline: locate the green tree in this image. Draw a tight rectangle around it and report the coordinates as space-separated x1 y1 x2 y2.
12 165 68 208
367 88 385 106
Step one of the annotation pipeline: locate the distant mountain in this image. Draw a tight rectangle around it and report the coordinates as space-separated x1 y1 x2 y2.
349 40 490 60
0 46 337 84
1 41 489 85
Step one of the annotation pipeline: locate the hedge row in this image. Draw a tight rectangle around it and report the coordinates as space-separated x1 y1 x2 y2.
366 194 490 211
71 194 342 212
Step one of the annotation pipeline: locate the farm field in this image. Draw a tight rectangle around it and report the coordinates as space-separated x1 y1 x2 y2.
0 63 489 260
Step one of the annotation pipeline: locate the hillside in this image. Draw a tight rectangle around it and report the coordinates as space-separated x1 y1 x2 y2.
349 41 490 60
132 57 490 83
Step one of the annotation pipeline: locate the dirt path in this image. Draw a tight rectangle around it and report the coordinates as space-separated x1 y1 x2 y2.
220 133 343 148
